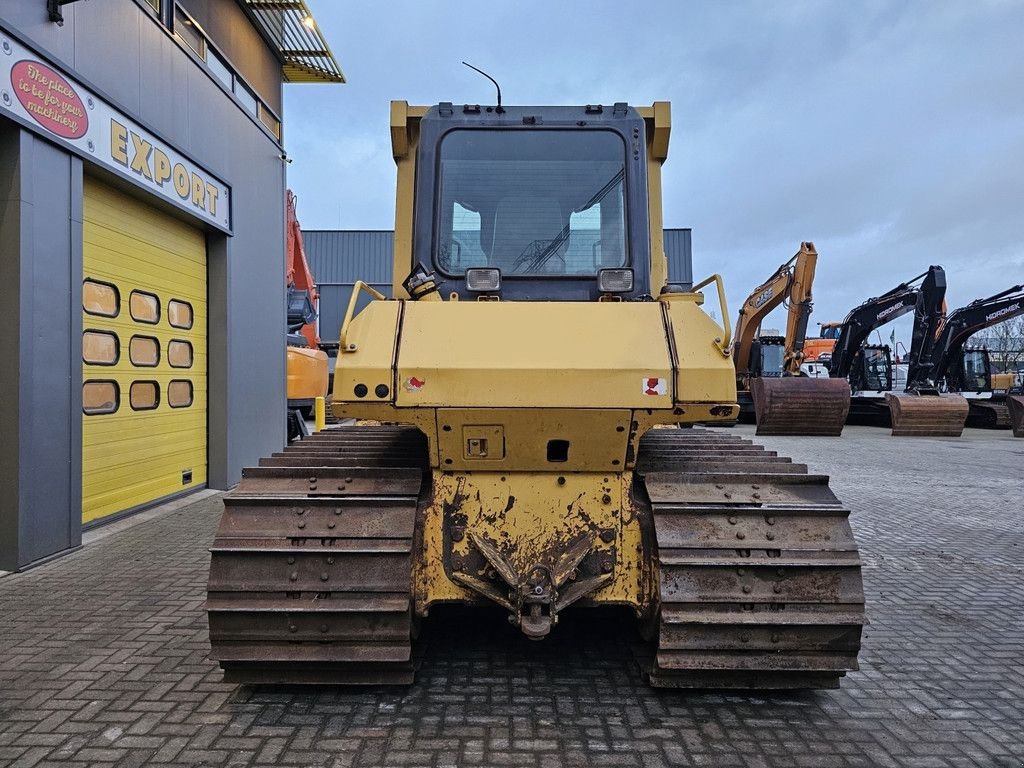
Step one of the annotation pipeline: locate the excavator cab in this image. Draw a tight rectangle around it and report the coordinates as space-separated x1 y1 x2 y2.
850 345 893 393
749 336 786 378
952 347 992 393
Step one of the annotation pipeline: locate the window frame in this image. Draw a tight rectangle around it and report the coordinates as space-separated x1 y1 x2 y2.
129 334 162 368
167 299 195 330
82 329 121 367
129 380 161 412
129 290 161 325
167 339 195 369
430 127 631 281
82 380 120 416
83 278 121 318
168 379 195 409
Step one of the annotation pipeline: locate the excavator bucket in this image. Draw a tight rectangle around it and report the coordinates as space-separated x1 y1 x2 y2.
1008 395 1024 438
751 377 851 436
884 392 969 437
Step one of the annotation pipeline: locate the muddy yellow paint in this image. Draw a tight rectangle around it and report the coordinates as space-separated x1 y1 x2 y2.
416 471 649 616
82 177 207 523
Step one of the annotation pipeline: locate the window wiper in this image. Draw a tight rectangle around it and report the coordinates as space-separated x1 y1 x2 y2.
511 168 625 274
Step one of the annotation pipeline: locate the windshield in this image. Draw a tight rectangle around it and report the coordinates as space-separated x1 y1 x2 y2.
962 350 989 390
435 129 627 277
860 347 892 391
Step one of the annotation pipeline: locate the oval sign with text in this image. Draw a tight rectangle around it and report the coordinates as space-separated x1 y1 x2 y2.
10 60 88 139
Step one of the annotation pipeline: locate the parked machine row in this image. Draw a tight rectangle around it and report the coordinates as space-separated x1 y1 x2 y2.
734 252 1023 437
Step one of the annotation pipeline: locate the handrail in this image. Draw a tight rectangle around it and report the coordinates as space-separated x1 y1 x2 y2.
691 273 732 356
339 280 387 353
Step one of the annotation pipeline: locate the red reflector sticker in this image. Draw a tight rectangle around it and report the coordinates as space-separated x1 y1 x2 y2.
643 377 667 396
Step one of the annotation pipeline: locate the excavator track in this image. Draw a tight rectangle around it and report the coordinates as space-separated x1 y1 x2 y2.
965 400 1011 429
750 377 851 436
636 428 864 689
207 426 428 684
884 392 970 437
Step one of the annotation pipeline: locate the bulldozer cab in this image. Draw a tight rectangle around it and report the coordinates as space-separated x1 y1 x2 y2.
403 104 656 301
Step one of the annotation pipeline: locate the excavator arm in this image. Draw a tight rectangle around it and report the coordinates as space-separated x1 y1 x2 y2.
782 243 817 374
902 266 948 387
928 285 1024 387
828 276 924 380
732 242 817 378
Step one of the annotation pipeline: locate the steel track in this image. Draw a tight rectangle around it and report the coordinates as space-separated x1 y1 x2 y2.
207 426 428 684
637 428 865 689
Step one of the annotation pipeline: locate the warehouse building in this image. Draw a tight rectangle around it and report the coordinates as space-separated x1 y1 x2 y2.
304 228 693 343
0 1 342 570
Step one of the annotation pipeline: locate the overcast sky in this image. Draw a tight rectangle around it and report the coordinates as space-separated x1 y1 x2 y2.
284 1 1024 348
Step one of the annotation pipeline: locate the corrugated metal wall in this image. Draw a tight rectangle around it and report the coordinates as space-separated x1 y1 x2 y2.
304 228 692 342
663 228 693 286
304 230 393 343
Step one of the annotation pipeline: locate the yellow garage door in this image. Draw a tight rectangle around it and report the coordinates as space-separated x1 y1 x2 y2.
82 177 207 524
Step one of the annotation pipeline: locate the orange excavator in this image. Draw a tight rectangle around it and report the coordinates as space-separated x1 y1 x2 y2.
285 190 328 440
731 242 850 435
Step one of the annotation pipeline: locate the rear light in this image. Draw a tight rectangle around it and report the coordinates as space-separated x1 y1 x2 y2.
465 267 501 292
598 268 633 293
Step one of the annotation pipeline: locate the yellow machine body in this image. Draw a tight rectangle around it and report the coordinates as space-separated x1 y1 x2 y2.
331 102 737 623
209 99 864 690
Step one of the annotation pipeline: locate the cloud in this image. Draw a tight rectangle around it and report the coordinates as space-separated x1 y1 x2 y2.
293 0 1024 346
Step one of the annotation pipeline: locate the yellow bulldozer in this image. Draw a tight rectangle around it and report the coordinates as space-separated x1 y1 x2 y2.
731 242 851 435
207 100 865 689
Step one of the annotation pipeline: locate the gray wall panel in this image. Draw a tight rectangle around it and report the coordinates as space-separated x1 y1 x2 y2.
0 4 75 64
138 27 191 143
20 133 77 565
0 120 23 570
304 230 394 285
73 9 143 118
0 124 81 570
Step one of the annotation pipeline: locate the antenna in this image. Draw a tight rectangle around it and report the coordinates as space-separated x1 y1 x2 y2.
462 61 504 113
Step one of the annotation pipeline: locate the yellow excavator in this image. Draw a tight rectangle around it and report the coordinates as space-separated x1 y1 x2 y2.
731 243 850 435
208 99 864 689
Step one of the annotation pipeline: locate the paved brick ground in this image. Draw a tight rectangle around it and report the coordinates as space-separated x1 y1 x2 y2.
1 425 1022 767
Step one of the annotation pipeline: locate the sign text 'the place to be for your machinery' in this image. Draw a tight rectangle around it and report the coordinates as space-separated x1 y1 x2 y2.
1 31 231 230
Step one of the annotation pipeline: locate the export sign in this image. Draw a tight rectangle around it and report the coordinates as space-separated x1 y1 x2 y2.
1 33 230 230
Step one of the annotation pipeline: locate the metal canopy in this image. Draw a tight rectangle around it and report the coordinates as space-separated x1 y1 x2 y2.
239 0 345 84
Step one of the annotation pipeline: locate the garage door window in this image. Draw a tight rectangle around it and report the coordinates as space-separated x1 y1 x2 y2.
83 279 119 317
168 340 193 368
168 299 194 330
130 290 161 324
129 335 161 367
129 381 160 411
168 380 194 408
83 380 119 415
83 330 119 365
